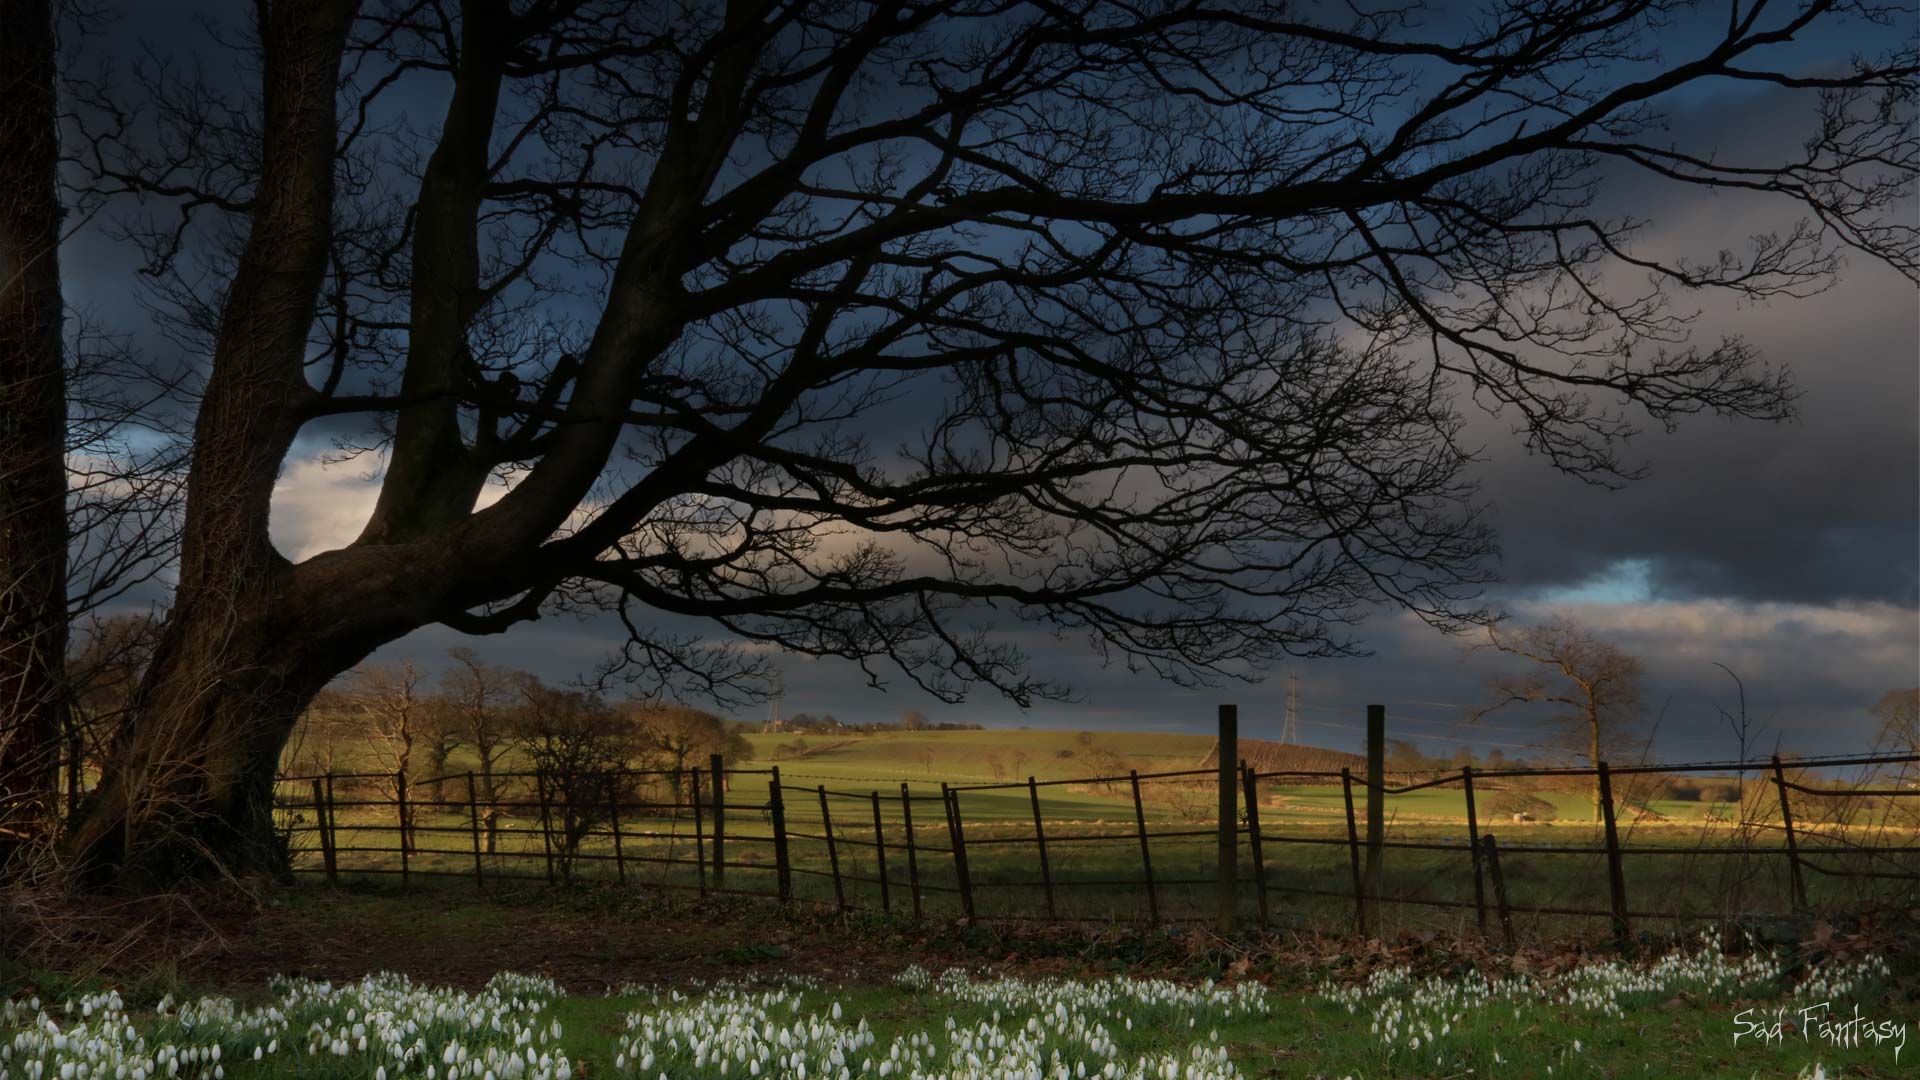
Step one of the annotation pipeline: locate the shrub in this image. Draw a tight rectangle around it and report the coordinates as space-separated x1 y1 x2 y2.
1485 788 1557 822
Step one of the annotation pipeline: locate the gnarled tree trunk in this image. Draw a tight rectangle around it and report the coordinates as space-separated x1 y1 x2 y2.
58 0 366 885
0 0 69 838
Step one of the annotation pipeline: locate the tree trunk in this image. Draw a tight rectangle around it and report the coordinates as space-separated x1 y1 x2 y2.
60 599 352 884
0 0 69 837
1591 720 1604 823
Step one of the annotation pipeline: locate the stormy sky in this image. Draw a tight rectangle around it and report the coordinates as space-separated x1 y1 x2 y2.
62 1 1920 764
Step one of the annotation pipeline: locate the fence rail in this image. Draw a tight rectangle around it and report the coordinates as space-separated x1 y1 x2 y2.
268 710 1920 941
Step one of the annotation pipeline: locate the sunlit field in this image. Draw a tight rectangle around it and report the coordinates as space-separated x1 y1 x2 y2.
2 932 1900 1079
272 728 1920 937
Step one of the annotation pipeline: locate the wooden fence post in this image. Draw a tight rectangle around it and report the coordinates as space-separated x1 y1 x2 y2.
535 770 558 885
1462 766 1486 934
900 783 922 919
1130 770 1158 923
770 767 792 903
944 783 976 923
466 772 485 886
1482 833 1516 947
1216 703 1239 933
1596 761 1630 943
396 769 411 887
1771 754 1809 911
692 766 707 896
311 777 336 882
1341 767 1366 935
1241 765 1269 927
607 770 627 885
1028 776 1056 919
1365 705 1385 906
818 785 846 911
871 790 891 913
710 753 726 891
322 773 339 883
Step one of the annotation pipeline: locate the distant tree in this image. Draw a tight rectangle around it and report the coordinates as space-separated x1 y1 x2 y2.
1870 689 1920 756
1076 732 1096 749
1010 750 1031 779
914 747 937 776
900 710 929 732
1384 739 1431 774
514 677 635 880
438 648 519 806
983 750 1006 781
1471 617 1645 820
1084 747 1133 792
286 688 353 778
1485 748 1507 770
339 662 434 852
631 702 754 795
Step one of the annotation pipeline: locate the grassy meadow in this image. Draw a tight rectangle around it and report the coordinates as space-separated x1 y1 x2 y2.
271 725 1920 938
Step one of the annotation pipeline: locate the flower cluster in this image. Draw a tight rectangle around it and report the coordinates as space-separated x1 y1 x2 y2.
3 973 572 1080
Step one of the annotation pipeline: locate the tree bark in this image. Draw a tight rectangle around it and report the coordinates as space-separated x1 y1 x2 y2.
58 0 364 885
0 0 69 836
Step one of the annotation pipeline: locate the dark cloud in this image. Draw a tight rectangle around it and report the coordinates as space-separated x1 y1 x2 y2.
61 3 1920 764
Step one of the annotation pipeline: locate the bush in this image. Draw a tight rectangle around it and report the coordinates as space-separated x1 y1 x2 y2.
1485 788 1557 822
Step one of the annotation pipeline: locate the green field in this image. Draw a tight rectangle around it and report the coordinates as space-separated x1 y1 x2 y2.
273 727 1920 939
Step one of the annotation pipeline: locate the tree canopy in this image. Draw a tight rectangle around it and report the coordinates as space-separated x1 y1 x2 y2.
0 0 1910 882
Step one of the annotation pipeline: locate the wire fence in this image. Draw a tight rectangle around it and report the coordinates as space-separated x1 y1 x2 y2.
271 743 1920 941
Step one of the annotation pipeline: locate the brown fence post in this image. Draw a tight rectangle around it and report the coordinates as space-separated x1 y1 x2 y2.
311 776 337 882
1028 775 1056 919
1241 765 1269 927
1342 767 1366 935
944 783 976 923
1216 703 1239 933
466 771 485 887
396 769 411 887
692 766 708 896
1771 754 1809 911
607 770 627 885
536 770 558 885
818 785 846 911
1463 766 1486 934
322 773 339 883
1130 770 1158 923
1483 833 1515 948
900 783 922 919
770 767 792 903
871 790 891 913
1597 761 1630 943
1365 705 1385 905
710 753 726 891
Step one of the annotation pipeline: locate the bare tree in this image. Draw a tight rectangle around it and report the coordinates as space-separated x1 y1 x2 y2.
899 710 929 732
285 688 353 778
629 701 753 796
339 662 433 853
1870 688 1920 756
1470 617 1645 819
514 675 634 880
438 647 517 806
28 0 1914 883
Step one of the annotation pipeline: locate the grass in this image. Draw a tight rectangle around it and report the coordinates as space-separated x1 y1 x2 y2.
272 741 1920 939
